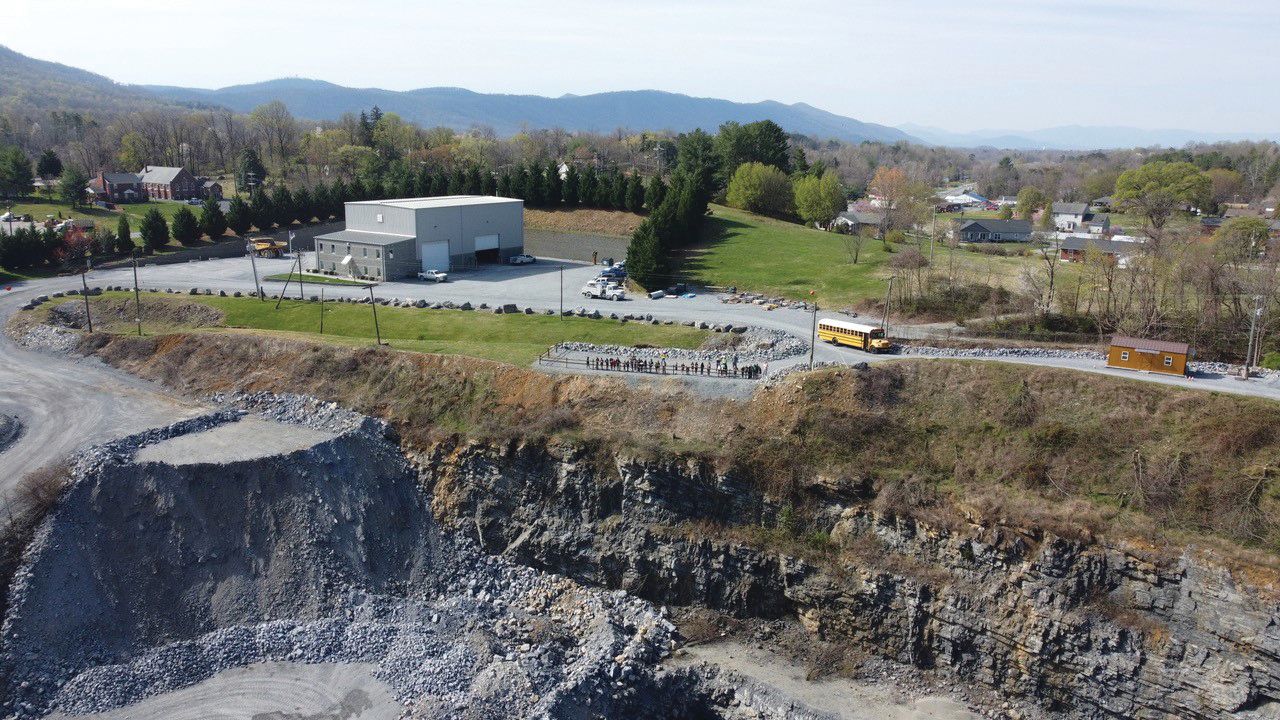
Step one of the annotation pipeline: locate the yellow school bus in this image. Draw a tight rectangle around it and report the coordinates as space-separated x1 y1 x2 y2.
817 318 891 352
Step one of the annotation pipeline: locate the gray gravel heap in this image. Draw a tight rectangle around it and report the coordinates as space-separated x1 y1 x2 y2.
556 326 805 364
719 291 816 312
0 397 679 720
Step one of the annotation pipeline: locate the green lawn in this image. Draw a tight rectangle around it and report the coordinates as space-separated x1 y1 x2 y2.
681 205 893 308
265 273 371 287
80 292 709 366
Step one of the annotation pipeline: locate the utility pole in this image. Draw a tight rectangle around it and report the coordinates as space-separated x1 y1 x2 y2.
930 209 937 263
80 266 93 333
808 300 818 370
318 284 324 335
559 264 564 319
1243 295 1262 379
131 250 142 336
881 276 895 336
368 285 382 345
247 241 263 300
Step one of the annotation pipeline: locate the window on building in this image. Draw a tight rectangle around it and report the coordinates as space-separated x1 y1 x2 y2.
375 250 380 259
1120 351 1130 361
388 250 394 260
1164 356 1173 367
362 248 367 257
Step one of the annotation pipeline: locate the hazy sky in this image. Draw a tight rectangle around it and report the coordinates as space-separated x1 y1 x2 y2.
8 0 1278 132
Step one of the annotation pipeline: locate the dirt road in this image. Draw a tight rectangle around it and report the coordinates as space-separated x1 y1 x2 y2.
0 286 203 500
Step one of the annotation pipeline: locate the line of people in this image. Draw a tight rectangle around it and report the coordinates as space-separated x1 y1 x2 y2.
586 356 765 379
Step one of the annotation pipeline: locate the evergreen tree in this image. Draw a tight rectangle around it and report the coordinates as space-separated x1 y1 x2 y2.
448 168 466 195
36 149 62 179
249 188 275 232
625 174 645 212
294 187 315 223
349 177 368 202
528 164 547 206
0 146 34 199
563 165 581 206
270 185 295 227
466 166 483 195
580 167 598 208
644 175 667 211
226 196 252 236
199 197 228 238
236 148 268 191
512 166 530 200
58 166 88 208
430 173 449 196
115 215 134 254
329 179 349 216
138 208 169 253
611 171 628 209
171 206 200 244
545 162 563 206
481 170 497 195
497 171 512 198
311 183 332 222
625 219 665 289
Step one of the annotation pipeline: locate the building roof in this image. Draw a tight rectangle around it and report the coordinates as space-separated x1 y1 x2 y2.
1093 195 1113 204
348 195 522 210
837 210 882 225
1053 202 1089 215
137 166 188 185
95 172 142 185
1110 335 1190 355
202 180 221 187
1060 237 1132 254
314 229 416 246
956 219 1032 234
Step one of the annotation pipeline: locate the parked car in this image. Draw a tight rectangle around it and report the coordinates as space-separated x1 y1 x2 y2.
417 269 448 283
0 213 12 222
599 266 627 280
581 280 626 301
185 198 203 206
507 254 536 265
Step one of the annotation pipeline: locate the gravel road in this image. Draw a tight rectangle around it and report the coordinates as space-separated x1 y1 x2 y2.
0 285 204 503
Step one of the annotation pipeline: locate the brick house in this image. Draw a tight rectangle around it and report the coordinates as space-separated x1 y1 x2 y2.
137 166 202 200
87 172 144 203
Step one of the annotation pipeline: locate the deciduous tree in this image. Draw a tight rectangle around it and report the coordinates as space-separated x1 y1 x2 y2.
57 166 88 208
1114 161 1210 229
726 162 793 217
793 170 845 227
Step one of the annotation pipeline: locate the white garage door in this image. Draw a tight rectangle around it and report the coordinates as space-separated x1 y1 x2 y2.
419 240 449 271
474 234 500 251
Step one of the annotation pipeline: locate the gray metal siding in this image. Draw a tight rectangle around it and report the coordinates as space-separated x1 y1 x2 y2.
346 204 417 236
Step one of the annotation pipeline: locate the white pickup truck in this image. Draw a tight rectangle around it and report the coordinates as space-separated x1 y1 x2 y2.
417 269 448 283
581 280 626 301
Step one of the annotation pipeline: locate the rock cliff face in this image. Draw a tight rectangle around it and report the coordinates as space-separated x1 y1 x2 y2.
419 440 1280 720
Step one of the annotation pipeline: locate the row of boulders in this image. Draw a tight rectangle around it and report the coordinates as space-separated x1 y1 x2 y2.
720 291 816 312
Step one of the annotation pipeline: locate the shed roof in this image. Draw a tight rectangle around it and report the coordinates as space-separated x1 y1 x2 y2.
837 210 882 225
1110 335 1189 355
956 219 1032 234
314 229 415 246
1053 202 1089 215
1060 237 1130 254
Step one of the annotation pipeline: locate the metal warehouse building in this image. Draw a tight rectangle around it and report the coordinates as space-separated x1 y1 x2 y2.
314 195 524 280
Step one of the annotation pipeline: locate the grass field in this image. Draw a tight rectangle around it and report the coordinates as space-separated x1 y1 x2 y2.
681 205 1075 315
76 292 709 365
682 205 894 308
265 273 371 287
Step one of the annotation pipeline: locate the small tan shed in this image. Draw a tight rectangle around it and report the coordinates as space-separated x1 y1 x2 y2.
1106 335 1190 376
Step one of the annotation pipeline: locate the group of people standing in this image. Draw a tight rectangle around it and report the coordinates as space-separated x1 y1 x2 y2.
587 354 766 380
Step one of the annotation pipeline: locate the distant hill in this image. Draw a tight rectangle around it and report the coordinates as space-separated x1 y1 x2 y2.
0 45 180 115
899 123 1280 151
139 80 916 144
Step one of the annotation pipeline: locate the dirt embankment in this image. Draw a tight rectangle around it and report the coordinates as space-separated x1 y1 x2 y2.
49 296 223 331
524 207 643 237
80 331 1280 556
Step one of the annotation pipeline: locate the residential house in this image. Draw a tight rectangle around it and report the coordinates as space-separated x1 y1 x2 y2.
137 166 203 200
1082 214 1111 235
1092 196 1113 211
200 179 224 200
833 210 883 236
1052 202 1089 231
87 171 144 203
954 218 1032 243
1059 236 1134 266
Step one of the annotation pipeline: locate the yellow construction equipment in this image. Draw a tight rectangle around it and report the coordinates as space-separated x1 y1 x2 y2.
248 236 287 258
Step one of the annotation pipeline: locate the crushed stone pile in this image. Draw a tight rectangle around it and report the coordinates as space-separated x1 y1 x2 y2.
0 393 831 720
